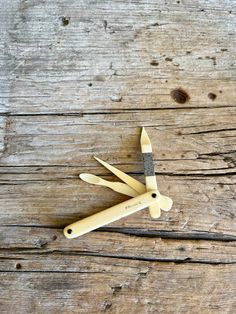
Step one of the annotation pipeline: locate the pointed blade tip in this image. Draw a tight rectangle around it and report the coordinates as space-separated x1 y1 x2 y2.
141 126 146 135
140 127 151 145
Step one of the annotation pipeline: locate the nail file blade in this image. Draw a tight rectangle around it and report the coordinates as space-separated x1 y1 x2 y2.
140 127 161 218
94 156 172 211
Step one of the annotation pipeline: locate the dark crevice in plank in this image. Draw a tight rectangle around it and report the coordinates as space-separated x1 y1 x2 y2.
98 227 236 242
0 165 93 168
1 171 235 177
3 224 61 229
182 128 236 135
1 105 236 117
2 225 236 242
198 151 236 157
107 170 236 177
0 270 106 274
1 170 235 183
0 179 78 184
69 253 236 265
0 166 235 177
0 251 235 266
0 256 24 260
155 171 236 177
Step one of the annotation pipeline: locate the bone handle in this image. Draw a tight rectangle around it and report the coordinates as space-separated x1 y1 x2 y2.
64 190 159 239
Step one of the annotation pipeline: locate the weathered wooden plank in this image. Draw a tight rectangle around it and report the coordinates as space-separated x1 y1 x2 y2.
0 112 235 234
0 111 235 173
4 79 236 114
0 227 235 263
1 1 235 114
0 172 235 235
0 256 235 314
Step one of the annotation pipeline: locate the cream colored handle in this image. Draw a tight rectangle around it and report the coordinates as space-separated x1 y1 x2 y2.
64 190 159 239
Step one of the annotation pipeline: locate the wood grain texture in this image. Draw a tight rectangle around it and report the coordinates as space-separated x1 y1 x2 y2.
0 227 236 263
1 170 235 235
0 0 235 313
0 257 236 314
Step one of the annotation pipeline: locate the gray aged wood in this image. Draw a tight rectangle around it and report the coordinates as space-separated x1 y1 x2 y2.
0 258 236 314
0 0 235 313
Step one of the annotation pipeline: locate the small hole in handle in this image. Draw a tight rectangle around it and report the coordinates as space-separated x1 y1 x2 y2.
67 229 72 234
152 193 157 198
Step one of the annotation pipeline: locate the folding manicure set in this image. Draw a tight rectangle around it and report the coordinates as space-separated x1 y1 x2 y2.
64 127 173 239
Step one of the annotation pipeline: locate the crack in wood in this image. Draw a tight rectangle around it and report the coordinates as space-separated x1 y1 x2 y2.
1 168 235 177
182 128 236 135
98 228 236 241
1 225 236 242
0 251 235 266
0 105 235 116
